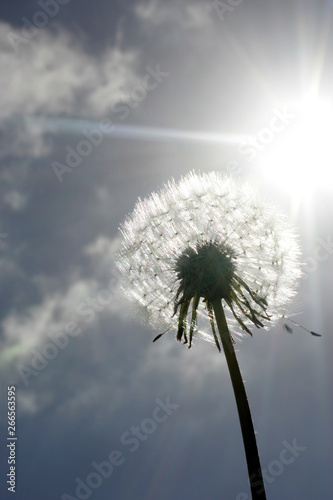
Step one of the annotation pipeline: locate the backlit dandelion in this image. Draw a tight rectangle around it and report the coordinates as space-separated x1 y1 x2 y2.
116 171 301 500
116 171 301 348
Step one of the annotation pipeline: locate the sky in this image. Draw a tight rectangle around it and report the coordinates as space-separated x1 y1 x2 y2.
0 1 333 499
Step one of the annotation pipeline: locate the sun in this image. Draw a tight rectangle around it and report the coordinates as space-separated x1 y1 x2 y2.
258 93 333 197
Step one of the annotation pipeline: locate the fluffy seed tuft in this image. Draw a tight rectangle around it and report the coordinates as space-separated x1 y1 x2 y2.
116 171 301 348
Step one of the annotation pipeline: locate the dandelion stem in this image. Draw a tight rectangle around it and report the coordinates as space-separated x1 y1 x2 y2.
212 298 267 500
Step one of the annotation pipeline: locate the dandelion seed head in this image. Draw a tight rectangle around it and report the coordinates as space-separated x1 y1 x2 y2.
116 171 301 347
174 241 236 302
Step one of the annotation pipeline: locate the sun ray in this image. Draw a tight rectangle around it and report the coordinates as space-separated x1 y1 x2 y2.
27 115 252 145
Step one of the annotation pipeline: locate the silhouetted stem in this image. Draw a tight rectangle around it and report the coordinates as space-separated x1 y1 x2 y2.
212 299 267 500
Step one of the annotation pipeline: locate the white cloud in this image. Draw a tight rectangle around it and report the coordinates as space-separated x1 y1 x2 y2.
135 0 212 29
0 21 138 159
0 114 51 160
1 279 89 350
83 235 121 261
134 0 214 49
17 391 40 416
0 22 137 119
3 189 28 211
0 261 128 370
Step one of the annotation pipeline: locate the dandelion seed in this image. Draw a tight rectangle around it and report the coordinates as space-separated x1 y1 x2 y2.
283 316 322 337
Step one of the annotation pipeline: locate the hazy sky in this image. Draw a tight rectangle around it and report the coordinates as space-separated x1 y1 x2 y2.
1 1 333 499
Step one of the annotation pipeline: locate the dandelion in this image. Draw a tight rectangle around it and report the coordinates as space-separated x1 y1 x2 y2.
116 171 301 500
117 171 300 346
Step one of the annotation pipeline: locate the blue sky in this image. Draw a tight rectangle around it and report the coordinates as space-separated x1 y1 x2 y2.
0 1 333 499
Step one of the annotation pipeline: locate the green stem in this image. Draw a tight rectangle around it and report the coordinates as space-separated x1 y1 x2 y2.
212 299 267 500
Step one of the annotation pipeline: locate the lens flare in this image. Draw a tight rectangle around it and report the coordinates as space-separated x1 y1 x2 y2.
259 93 333 196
